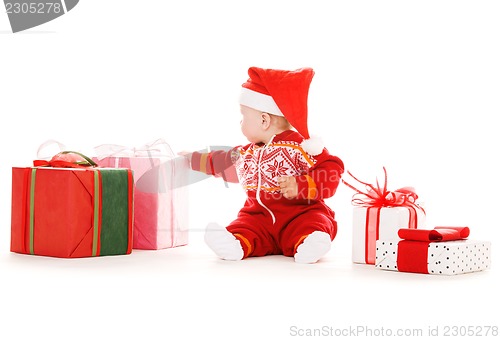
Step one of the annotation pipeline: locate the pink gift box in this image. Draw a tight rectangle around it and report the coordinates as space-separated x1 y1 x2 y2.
94 149 189 250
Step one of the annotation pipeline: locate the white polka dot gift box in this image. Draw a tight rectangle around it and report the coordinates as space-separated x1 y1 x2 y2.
342 168 426 265
375 227 491 275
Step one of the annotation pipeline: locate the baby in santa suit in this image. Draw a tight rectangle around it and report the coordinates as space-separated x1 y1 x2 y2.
189 67 344 263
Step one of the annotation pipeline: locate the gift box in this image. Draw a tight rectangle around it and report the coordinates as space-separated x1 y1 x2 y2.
11 153 134 258
94 139 189 250
343 168 426 264
352 205 426 264
375 227 491 275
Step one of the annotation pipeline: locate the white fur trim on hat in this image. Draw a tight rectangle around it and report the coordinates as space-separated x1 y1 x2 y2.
301 136 324 156
239 88 284 116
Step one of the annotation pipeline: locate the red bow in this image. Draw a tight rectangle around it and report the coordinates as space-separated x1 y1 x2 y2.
398 226 470 242
342 167 423 211
33 151 97 169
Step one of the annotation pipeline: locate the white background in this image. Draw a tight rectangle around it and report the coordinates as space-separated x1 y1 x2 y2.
1 1 499 339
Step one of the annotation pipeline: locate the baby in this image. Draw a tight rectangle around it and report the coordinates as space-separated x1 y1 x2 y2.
189 67 344 263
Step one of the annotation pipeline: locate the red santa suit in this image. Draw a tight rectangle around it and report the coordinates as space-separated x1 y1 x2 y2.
191 67 344 262
191 129 344 258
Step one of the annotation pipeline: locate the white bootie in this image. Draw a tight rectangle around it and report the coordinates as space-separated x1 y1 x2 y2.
294 231 332 264
204 223 244 261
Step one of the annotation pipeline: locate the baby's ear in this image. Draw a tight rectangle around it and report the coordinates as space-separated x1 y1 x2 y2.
261 112 271 129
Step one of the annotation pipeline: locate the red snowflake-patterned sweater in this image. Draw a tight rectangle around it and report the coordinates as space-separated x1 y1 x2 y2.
191 130 344 220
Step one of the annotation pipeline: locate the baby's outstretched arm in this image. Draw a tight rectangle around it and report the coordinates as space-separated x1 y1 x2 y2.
187 148 240 184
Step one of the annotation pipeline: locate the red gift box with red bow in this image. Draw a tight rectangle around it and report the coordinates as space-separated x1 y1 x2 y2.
375 227 491 275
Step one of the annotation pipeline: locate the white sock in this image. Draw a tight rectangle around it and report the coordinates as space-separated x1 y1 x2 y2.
204 223 244 261
294 231 332 264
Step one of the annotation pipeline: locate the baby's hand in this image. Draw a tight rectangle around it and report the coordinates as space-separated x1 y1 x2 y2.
277 176 298 199
177 151 192 167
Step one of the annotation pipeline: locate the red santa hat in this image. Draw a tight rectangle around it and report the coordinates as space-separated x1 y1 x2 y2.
239 66 324 155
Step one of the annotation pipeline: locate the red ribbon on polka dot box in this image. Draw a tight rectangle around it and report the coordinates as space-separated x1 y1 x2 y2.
375 227 491 275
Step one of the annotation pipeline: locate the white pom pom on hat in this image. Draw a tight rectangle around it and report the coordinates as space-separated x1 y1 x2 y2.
300 135 324 156
239 66 325 156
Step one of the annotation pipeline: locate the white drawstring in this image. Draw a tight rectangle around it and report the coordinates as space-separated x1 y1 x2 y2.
256 135 276 224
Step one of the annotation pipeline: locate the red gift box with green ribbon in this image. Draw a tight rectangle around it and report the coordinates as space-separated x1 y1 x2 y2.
10 152 134 258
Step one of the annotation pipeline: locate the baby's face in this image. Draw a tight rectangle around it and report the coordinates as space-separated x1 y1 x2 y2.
240 105 264 143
